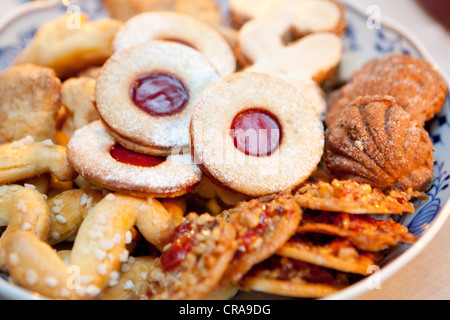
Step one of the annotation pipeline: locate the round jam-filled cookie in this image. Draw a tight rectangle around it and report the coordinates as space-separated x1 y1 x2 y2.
190 72 324 197
113 12 236 77
95 41 220 156
67 121 202 198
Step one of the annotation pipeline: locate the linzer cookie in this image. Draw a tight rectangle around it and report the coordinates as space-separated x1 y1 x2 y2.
190 72 324 197
67 121 202 198
113 11 236 77
95 41 220 156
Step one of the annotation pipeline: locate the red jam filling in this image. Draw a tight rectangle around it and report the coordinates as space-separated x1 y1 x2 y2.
130 73 189 117
110 144 166 167
230 109 282 157
161 222 195 271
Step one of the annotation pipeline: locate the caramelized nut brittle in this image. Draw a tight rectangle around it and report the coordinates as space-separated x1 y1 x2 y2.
297 212 419 252
138 213 236 300
295 179 421 214
220 194 302 284
239 256 350 299
278 234 379 275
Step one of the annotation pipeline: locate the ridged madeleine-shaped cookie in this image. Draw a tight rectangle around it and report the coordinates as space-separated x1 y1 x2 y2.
324 95 434 192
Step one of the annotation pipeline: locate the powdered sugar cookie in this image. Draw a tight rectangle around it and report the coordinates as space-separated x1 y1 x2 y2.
114 12 236 77
95 41 220 156
191 72 324 197
67 121 202 198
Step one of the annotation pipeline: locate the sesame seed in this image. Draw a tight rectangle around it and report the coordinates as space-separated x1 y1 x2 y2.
41 139 54 146
125 231 132 244
55 215 67 224
24 184 36 190
21 222 32 231
44 277 58 288
26 270 38 286
96 263 108 275
8 253 19 266
51 232 60 240
17 200 27 212
105 194 116 201
124 280 134 291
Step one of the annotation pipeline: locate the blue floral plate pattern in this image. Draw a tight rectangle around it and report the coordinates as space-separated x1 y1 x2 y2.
0 0 449 300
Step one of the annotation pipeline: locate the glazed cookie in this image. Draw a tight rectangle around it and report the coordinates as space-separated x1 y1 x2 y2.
190 72 324 197
95 41 220 156
67 121 202 198
114 12 236 77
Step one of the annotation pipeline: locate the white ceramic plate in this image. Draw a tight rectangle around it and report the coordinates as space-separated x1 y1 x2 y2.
0 0 449 300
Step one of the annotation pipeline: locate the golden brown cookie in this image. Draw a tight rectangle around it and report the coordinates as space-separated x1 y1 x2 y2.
0 64 61 144
326 53 448 127
60 77 98 138
324 95 435 192
14 14 123 79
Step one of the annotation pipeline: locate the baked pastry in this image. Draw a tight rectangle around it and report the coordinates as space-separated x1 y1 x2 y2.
220 194 302 284
296 211 419 252
245 32 343 118
278 234 378 275
67 121 202 198
190 72 324 197
137 213 237 300
0 64 61 144
113 12 236 77
326 53 448 127
95 41 220 156
238 256 348 299
234 0 346 66
295 179 419 214
324 95 435 192
60 77 98 138
14 14 123 79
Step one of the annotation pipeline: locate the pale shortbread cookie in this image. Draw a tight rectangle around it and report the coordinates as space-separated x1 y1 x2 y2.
95 41 220 156
67 121 202 198
245 32 343 119
0 64 61 144
233 0 345 66
113 11 236 77
191 72 324 197
14 14 123 78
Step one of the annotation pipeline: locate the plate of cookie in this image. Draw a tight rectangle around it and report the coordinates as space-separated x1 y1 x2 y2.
0 0 449 301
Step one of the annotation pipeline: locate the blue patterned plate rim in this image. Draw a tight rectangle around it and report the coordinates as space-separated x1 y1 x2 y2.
0 0 448 301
